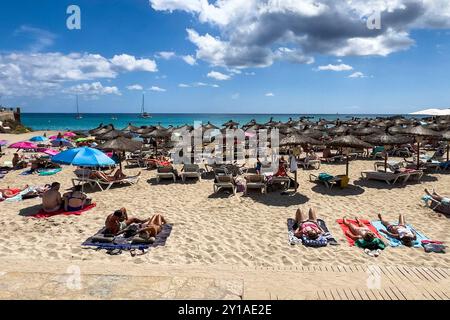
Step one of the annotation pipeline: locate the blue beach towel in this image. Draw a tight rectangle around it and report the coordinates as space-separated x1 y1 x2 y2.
371 220 429 248
82 224 173 253
38 168 62 176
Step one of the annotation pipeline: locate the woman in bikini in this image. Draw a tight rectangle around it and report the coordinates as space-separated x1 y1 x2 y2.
90 168 127 181
135 214 167 240
294 208 325 240
342 217 377 242
377 213 416 247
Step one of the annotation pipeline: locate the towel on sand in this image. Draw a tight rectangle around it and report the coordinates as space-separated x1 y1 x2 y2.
336 219 382 246
38 168 62 176
287 218 338 246
371 220 429 248
82 224 173 253
31 203 96 218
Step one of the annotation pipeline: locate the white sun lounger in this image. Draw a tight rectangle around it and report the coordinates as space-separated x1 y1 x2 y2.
360 171 410 185
72 172 141 191
244 174 267 194
213 175 236 195
181 164 201 182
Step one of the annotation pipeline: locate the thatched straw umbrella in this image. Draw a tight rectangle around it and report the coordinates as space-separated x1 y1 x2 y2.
141 129 171 154
363 133 412 171
96 129 132 141
97 137 143 169
280 134 321 192
326 135 372 176
122 123 139 133
400 125 441 169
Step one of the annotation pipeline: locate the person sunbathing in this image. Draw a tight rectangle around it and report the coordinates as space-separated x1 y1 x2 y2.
342 217 377 242
275 157 288 177
134 214 167 240
424 188 450 203
377 214 417 247
294 208 325 240
104 207 149 236
0 185 30 201
42 182 63 213
90 168 127 181
63 185 91 212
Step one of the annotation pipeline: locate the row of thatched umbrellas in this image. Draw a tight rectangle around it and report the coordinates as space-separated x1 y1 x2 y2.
79 117 450 178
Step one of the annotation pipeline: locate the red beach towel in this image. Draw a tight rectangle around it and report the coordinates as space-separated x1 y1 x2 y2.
336 219 381 246
32 203 96 218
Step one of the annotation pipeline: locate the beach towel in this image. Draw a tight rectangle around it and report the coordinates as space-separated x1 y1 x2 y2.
371 220 429 248
287 218 338 247
336 219 382 246
38 168 62 176
20 170 34 176
82 224 173 253
31 203 96 218
318 173 334 182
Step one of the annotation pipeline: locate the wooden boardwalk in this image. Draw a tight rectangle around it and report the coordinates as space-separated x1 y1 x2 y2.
0 259 448 300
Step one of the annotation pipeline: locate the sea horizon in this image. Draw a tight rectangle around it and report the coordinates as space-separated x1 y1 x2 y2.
20 112 423 131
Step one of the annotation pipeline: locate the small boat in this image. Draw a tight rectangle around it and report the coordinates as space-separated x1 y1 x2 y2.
140 93 151 118
75 95 82 120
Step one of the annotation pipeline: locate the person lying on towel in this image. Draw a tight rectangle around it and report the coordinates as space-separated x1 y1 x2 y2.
105 208 166 239
294 208 325 240
424 188 450 205
90 168 127 181
41 182 63 213
343 217 385 250
62 185 91 212
377 214 416 247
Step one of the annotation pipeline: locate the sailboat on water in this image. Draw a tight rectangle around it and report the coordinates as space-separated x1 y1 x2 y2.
140 93 151 118
75 95 82 119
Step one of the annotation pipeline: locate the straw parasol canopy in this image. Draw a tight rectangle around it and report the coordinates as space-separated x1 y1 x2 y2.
89 124 114 135
96 129 132 141
203 121 219 130
387 126 405 135
352 127 383 136
280 134 321 146
122 123 140 133
363 133 412 171
222 120 239 127
327 126 349 136
302 128 324 139
97 136 142 152
400 125 441 169
326 135 372 176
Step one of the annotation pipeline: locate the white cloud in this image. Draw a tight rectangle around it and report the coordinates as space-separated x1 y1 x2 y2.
317 64 354 72
265 92 275 97
0 52 158 97
156 51 176 60
110 54 158 72
127 84 144 90
14 25 56 52
179 82 219 88
348 72 367 78
182 55 197 65
66 82 121 96
150 0 450 69
207 71 231 80
149 86 166 92
178 83 191 88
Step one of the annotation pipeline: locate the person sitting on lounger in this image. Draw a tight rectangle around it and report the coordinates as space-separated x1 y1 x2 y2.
104 207 149 236
63 185 91 212
275 156 288 177
322 147 332 159
294 208 325 240
377 214 417 247
424 188 450 204
342 217 377 242
42 182 62 213
90 168 126 181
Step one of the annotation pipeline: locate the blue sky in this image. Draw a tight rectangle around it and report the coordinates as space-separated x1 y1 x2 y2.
0 0 449 114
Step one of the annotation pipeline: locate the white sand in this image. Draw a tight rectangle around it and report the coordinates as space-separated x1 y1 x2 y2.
0 131 449 274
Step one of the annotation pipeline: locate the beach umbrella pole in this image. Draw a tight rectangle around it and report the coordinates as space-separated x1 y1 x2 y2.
447 143 449 162
417 140 420 170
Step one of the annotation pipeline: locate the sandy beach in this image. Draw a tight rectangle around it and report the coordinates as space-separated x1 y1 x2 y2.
1 131 449 299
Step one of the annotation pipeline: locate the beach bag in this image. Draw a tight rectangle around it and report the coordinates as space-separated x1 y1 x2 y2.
355 238 386 250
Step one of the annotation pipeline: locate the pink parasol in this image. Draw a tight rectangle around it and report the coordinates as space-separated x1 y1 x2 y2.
64 132 76 138
9 141 38 150
39 148 59 156
49 136 58 140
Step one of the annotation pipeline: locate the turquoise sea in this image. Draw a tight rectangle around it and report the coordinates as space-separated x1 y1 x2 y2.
21 113 416 131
